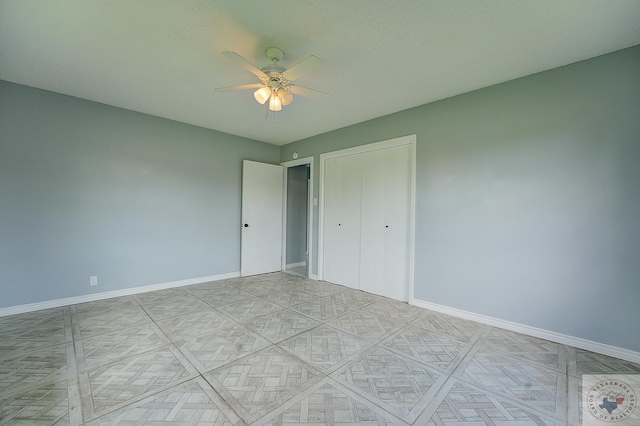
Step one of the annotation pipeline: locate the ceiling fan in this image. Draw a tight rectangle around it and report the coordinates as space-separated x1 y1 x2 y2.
215 47 329 120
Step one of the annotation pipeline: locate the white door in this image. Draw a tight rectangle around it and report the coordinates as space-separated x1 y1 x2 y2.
241 160 284 276
383 144 412 301
359 145 411 301
359 148 386 296
322 154 362 288
322 157 344 285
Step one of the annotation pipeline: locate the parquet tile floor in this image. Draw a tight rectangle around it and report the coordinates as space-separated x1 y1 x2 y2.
1 272 638 425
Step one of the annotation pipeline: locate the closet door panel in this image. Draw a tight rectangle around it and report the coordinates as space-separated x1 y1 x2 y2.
383 144 412 301
359 149 385 296
322 157 344 286
339 154 363 289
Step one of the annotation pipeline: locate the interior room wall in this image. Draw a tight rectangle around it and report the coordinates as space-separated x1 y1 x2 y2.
280 45 640 352
285 165 308 266
0 81 279 309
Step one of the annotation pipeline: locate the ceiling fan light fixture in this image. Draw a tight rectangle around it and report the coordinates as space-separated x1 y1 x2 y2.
277 88 293 106
268 94 282 111
253 87 271 104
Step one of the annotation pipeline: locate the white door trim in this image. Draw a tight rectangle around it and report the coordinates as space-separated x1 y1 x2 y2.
318 135 416 302
280 157 314 278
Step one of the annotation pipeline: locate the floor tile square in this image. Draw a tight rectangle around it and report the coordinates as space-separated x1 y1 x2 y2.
259 381 406 425
332 347 444 422
0 343 69 393
362 299 426 323
86 346 196 415
457 348 563 416
481 327 561 369
278 325 373 373
425 379 559 425
233 280 298 296
75 301 152 338
244 310 322 343
186 283 255 306
183 281 236 297
289 298 352 322
134 288 191 305
136 293 212 321
76 323 168 370
326 310 403 343
411 311 485 341
328 289 381 308
0 378 70 425
0 337 65 362
86 378 240 425
0 307 66 341
75 297 137 317
297 281 346 297
0 307 67 344
261 288 318 308
215 298 282 322
156 308 236 342
178 324 270 372
383 325 467 371
205 346 322 423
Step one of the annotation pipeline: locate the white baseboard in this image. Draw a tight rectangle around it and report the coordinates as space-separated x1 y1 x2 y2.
286 262 307 269
309 274 319 281
412 298 640 365
0 272 240 317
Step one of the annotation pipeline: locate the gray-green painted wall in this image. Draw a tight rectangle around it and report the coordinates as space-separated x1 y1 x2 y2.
0 81 279 308
280 46 640 352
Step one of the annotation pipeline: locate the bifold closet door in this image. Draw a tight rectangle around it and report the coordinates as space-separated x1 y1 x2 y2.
382 144 412 301
359 144 412 301
323 154 362 289
359 149 386 296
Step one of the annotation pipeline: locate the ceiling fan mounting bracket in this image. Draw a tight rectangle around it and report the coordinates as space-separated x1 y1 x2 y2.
266 47 284 63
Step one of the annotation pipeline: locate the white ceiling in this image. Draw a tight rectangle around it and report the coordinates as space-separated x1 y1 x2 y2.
1 1 639 146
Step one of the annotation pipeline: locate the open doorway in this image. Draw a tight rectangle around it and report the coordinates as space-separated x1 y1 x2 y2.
281 157 313 278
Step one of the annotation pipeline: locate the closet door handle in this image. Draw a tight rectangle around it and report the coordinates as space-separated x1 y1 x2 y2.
243 223 249 228
385 225 389 228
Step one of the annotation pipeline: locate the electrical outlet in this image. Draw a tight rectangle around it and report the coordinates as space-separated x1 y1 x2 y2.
90 276 98 286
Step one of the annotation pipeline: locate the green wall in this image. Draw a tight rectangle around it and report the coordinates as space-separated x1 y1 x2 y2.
280 45 640 352
0 81 279 307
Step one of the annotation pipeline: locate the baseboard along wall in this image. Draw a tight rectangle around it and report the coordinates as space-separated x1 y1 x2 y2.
411 298 640 365
0 272 240 317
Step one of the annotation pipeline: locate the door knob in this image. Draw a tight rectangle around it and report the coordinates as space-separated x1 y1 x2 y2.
244 224 249 227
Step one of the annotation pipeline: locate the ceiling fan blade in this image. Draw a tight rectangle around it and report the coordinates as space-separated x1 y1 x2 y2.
282 55 323 81
289 85 331 100
222 51 265 78
215 83 264 92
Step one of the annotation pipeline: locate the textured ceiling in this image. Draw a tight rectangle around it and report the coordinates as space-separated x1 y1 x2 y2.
1 1 639 146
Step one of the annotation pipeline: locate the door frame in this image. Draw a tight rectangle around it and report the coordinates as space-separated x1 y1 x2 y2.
280 156 314 278
318 135 417 302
